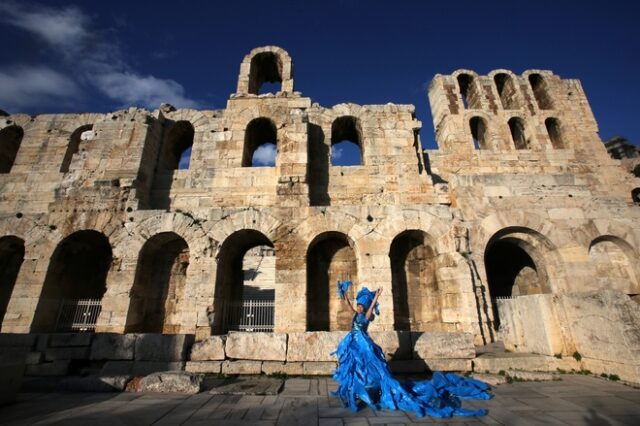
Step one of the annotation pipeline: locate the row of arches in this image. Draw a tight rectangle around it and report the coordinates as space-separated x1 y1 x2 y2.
1 227 637 333
457 72 554 112
470 116 565 150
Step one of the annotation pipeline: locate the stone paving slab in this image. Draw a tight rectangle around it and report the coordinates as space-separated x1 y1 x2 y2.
0 375 639 425
208 377 284 395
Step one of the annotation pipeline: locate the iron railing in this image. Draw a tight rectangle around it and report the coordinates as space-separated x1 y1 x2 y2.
55 299 102 332
222 299 274 332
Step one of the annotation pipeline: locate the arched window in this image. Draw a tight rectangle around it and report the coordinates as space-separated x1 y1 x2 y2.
249 52 282 95
508 117 529 150
469 117 488 149
457 74 474 109
331 116 362 166
0 236 24 328
545 117 564 149
632 188 640 206
243 117 277 167
60 125 92 173
0 125 24 173
159 121 194 170
529 74 553 110
494 73 520 109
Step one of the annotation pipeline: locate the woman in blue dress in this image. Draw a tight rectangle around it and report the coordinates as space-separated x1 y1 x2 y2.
332 285 492 418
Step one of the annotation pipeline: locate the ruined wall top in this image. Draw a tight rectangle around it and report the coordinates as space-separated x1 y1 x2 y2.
235 46 295 96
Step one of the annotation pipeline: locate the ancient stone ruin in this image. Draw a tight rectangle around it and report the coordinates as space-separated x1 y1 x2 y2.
0 46 639 387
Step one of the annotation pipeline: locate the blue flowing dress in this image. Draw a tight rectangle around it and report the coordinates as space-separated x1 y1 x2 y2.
332 312 492 418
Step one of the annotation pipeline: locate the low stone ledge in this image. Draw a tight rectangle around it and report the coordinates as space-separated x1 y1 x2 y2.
471 373 507 386
473 353 557 373
45 347 89 361
287 332 346 362
90 333 136 361
302 362 336 376
138 371 203 394
262 362 303 376
369 331 412 361
135 334 194 362
25 360 70 377
221 360 262 375
189 336 225 361
50 333 93 348
412 332 475 359
0 361 25 406
0 333 37 347
225 332 286 361
185 361 222 374
424 358 472 372
389 360 427 374
58 375 132 392
26 352 43 365
506 370 559 381
101 361 185 376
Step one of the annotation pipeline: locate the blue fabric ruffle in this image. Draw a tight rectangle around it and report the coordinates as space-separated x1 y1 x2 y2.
331 313 491 418
337 280 352 299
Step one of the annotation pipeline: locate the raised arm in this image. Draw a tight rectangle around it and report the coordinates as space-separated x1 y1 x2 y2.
365 288 382 321
342 292 356 314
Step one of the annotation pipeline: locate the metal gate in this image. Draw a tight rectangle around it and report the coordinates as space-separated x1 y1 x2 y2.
55 299 102 332
222 299 275 332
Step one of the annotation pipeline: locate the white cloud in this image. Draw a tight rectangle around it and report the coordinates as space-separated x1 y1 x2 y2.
0 2 200 110
252 144 277 166
94 72 200 109
0 66 82 111
331 145 343 160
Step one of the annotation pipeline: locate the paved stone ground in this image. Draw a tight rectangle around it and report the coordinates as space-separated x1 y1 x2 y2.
1 375 639 425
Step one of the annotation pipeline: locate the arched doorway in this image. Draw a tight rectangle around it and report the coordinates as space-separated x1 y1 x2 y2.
589 236 639 297
126 232 189 333
306 232 357 331
0 236 25 327
389 230 439 331
213 229 275 334
32 230 112 332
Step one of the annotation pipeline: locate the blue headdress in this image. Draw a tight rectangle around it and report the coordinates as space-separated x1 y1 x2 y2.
356 287 380 319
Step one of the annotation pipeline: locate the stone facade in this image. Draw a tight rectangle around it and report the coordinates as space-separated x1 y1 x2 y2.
0 46 639 378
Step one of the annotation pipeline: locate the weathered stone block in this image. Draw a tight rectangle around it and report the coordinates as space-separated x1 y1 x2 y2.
135 334 194 362
287 332 347 362
412 332 475 359
132 362 185 376
424 358 472 372
45 347 89 361
25 360 70 376
302 362 336 375
471 373 507 386
0 333 36 347
388 360 426 374
221 360 262 375
369 331 412 360
189 336 225 361
26 352 43 365
185 361 222 374
101 361 133 375
138 371 203 394
90 333 136 360
49 333 93 347
225 332 286 361
262 361 304 376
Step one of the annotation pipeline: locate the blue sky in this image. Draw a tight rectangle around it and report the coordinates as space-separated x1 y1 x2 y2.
1 0 639 155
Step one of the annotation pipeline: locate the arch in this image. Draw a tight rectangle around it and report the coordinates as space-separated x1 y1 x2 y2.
0 125 24 173
31 230 113 332
508 117 529 150
589 235 639 295
389 230 439 331
331 116 363 166
545 117 565 149
243 117 277 167
457 73 474 109
0 236 24 327
493 73 521 110
60 124 93 173
212 229 274 334
125 232 190 333
159 120 194 170
484 227 554 329
469 116 488 149
529 74 554 110
236 46 294 95
306 231 357 331
249 52 283 94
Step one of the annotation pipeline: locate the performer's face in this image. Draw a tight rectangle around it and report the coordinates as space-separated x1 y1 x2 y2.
356 304 365 313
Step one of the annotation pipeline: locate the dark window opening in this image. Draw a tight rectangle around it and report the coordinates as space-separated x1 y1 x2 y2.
0 236 25 328
470 117 488 149
331 116 362 166
307 232 357 331
529 74 554 110
632 188 640 206
508 117 529 150
126 232 189 333
159 121 194 170
545 117 564 149
249 52 283 95
494 73 520 110
243 118 277 167
0 125 24 173
61 125 92 173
